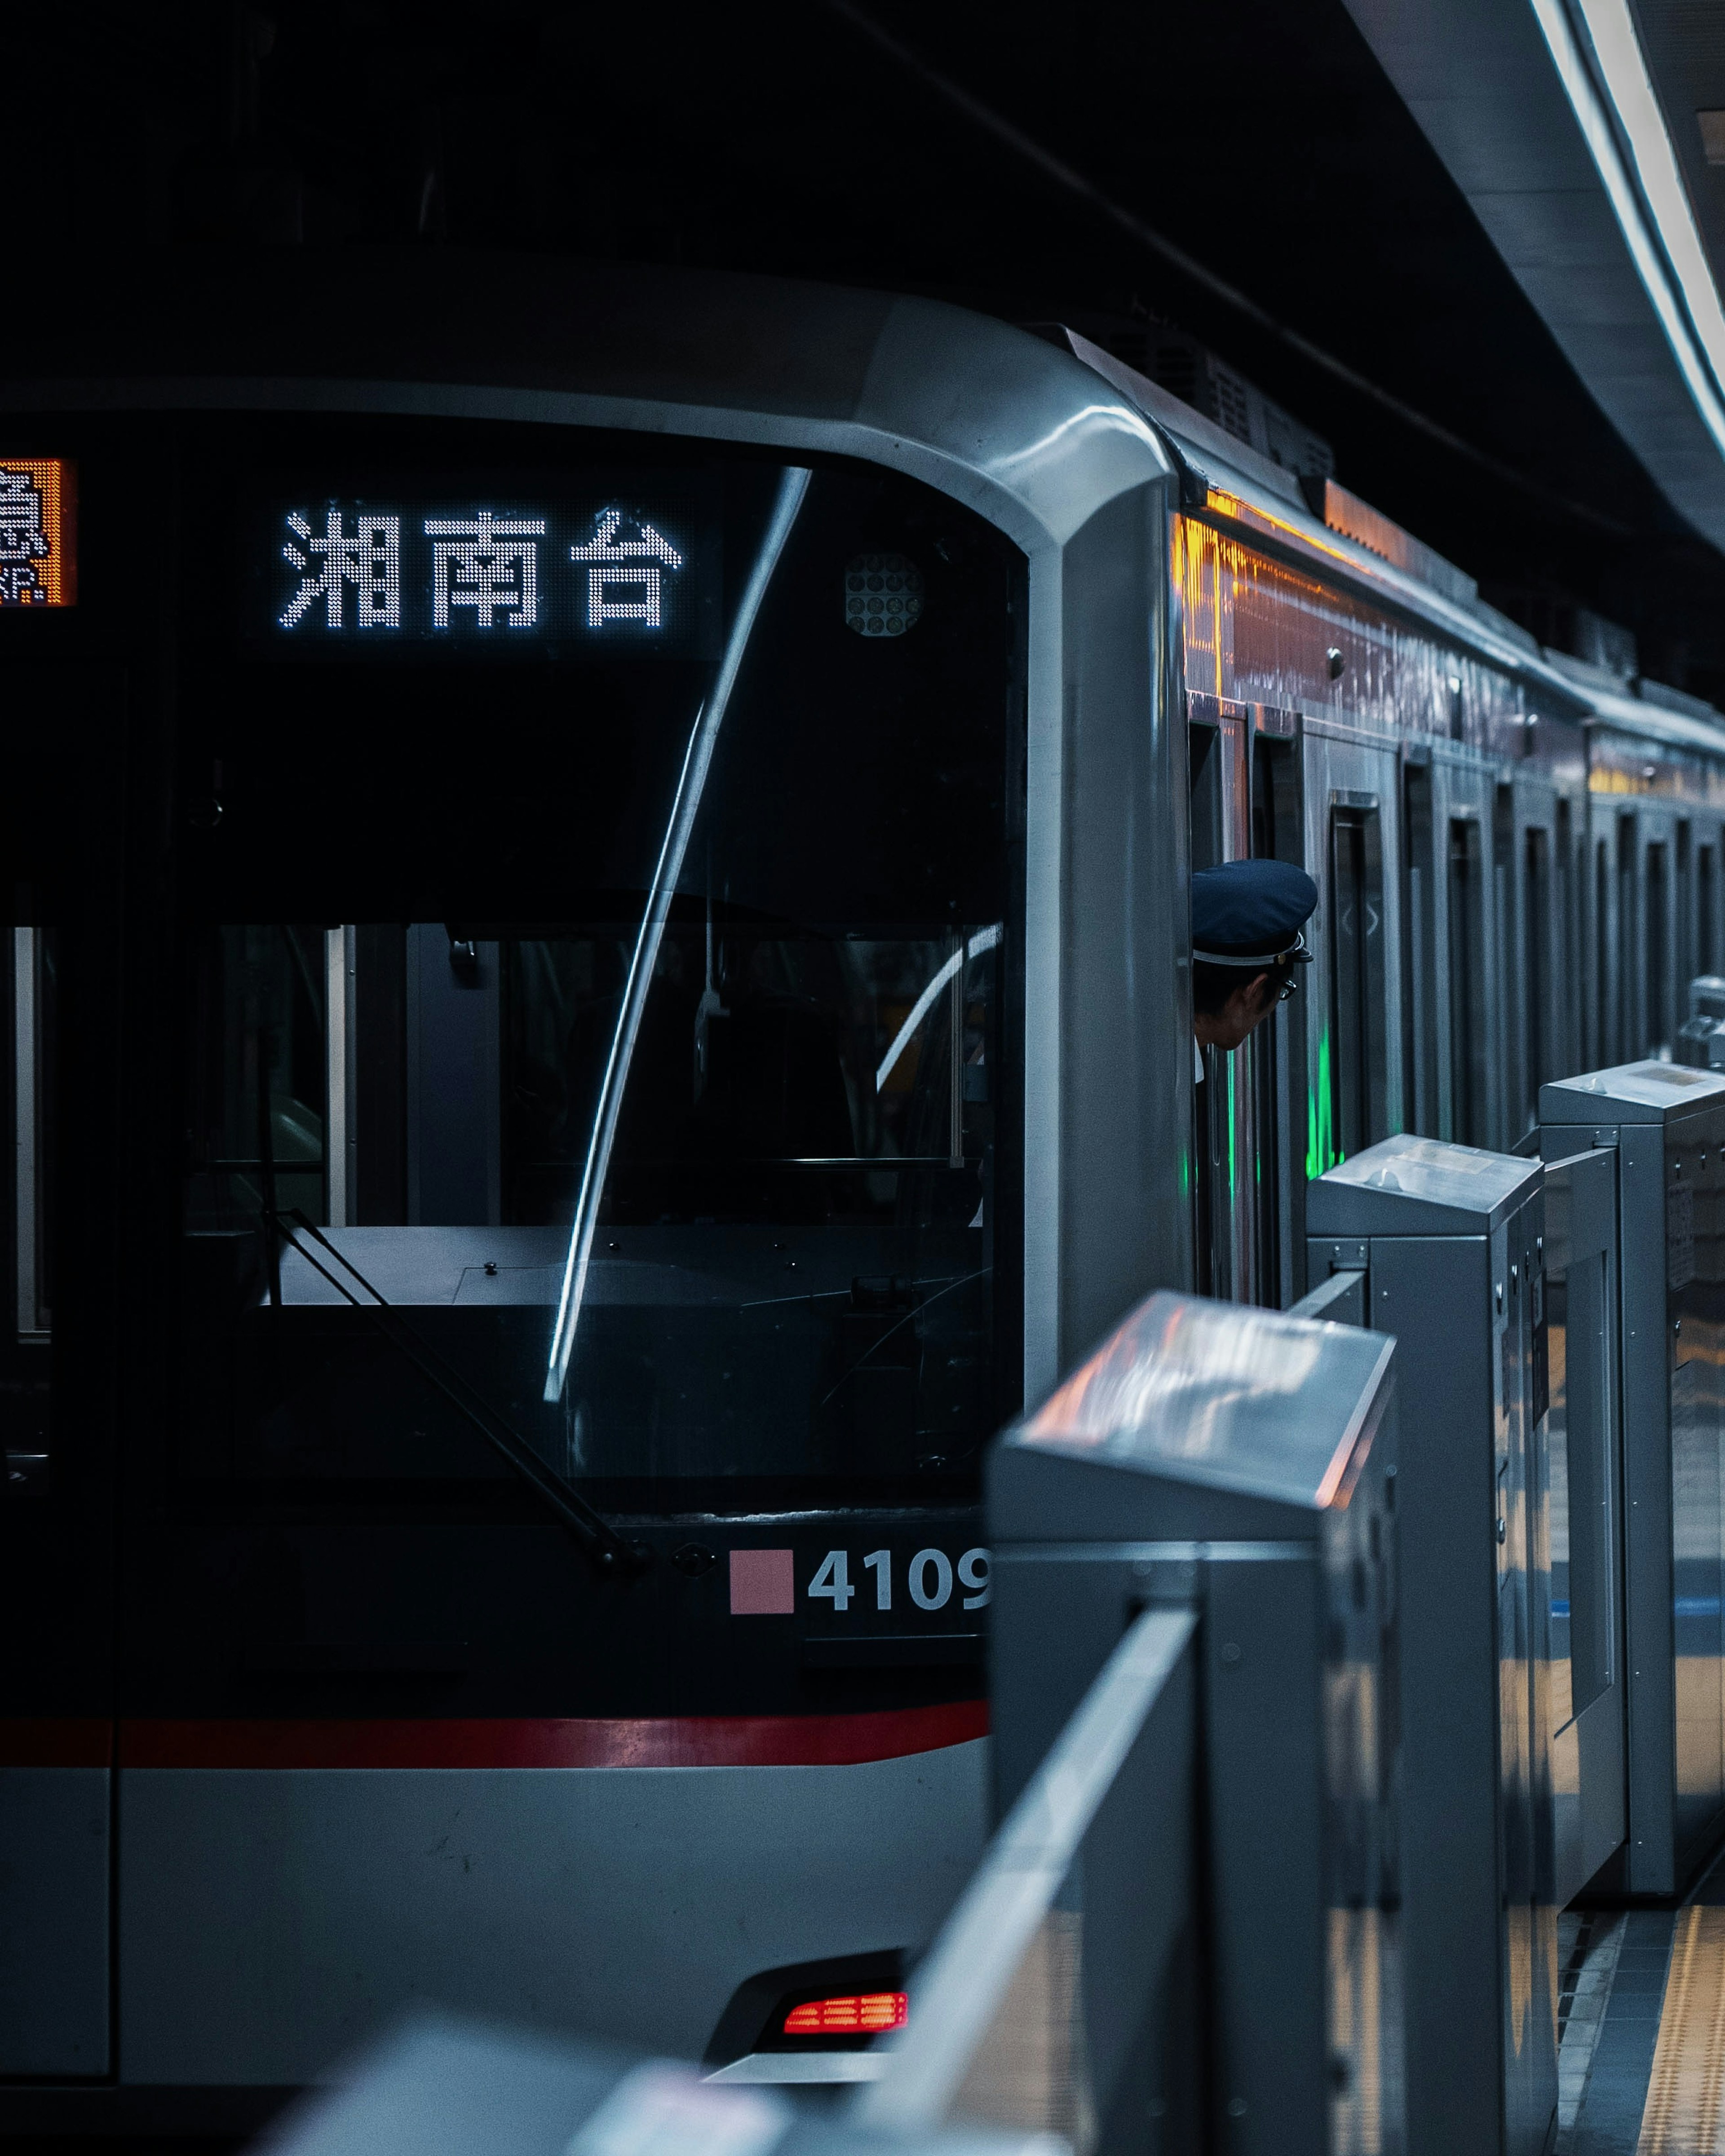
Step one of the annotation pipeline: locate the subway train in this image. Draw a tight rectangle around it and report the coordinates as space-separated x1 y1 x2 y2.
2 249 1722 2124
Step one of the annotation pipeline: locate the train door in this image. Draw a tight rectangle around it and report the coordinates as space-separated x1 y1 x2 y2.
1407 743 1498 1147
1299 718 1401 1181
1614 812 1640 1062
1700 824 1722 981
0 666 124 2078
1513 773 1562 1142
1252 708 1302 1305
1188 699 1253 1302
1643 810 1680 1059
1554 792 1587 1087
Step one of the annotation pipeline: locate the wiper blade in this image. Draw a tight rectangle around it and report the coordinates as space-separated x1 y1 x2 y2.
271 1210 642 1573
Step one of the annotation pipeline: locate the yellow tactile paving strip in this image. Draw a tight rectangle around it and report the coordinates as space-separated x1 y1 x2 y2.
1639 1909 1725 2153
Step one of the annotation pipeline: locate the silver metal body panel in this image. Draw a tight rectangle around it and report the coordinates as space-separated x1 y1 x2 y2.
118 1744 987 2084
0 1766 110 2075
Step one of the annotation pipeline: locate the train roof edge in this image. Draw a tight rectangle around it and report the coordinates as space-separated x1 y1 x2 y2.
0 248 1175 555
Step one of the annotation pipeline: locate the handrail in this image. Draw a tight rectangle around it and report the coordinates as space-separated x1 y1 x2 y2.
854 1604 1197 2138
1288 1266 1367 1326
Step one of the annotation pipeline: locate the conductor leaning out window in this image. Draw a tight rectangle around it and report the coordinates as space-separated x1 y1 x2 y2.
1190 860 1319 1082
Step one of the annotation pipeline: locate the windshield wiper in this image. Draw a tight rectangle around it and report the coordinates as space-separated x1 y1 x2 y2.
270 1209 643 1573
544 464 812 1404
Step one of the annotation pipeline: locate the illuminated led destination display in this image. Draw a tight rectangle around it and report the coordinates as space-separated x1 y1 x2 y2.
259 482 720 654
0 460 76 609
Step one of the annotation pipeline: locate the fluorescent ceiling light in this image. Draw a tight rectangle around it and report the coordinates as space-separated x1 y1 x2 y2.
1530 0 1725 460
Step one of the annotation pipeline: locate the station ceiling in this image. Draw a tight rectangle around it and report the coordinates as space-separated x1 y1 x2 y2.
1344 0 1725 561
19 0 1725 696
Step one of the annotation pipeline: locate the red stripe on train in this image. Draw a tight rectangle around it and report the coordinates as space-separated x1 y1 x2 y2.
113 1699 989 1769
0 1719 114 1767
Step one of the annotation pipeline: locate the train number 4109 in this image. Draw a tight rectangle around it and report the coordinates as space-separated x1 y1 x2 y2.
807 1548 991 1613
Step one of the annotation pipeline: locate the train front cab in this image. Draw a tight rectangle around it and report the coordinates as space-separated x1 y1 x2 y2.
0 260 1192 2111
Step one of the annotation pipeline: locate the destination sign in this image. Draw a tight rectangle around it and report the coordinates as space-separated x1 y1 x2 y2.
257 481 720 655
0 459 76 609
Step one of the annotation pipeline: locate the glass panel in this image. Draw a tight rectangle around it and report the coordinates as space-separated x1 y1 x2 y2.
175 450 1021 1505
1595 839 1610 1069
1252 737 1300 1307
1702 846 1717 980
1679 822 1694 1013
1189 725 1222 1301
1617 817 1637 1064
1402 764 1437 1138
1447 819 1488 1146
1648 842 1669 1057
1329 806 1386 1164
1525 827 1550 1127
1555 800 1575 1080
857 1610 1203 2156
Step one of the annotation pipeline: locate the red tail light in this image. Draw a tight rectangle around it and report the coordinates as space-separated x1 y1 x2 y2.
783 1991 908 2037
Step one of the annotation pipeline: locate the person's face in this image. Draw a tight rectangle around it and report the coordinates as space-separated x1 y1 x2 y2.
1200 971 1275 1052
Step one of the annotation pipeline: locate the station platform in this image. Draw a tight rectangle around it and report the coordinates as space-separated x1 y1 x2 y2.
1560 1863 1725 2153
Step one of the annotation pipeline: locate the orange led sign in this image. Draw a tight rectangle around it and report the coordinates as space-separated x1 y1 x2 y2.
0 460 76 609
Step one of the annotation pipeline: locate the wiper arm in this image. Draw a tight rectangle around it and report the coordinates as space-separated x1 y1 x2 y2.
272 1210 642 1573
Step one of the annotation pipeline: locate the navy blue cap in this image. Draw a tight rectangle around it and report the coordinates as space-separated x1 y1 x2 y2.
1192 860 1318 964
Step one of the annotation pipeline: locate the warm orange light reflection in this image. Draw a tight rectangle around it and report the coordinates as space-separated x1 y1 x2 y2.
0 460 76 608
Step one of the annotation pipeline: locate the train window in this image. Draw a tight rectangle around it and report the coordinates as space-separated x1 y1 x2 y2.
1647 841 1669 1057
1327 804 1387 1164
1493 786 1516 1140
1702 844 1718 978
1617 818 1637 1063
1555 800 1576 1078
1402 763 1438 1138
1448 819 1489 1146
1524 827 1550 1127
1252 736 1300 1305
0 682 114 1495
173 441 1022 1505
1594 839 1611 1068
1678 823 1694 1013
1188 723 1224 872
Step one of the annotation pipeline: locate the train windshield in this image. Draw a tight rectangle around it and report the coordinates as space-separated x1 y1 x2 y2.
176 428 1022 1510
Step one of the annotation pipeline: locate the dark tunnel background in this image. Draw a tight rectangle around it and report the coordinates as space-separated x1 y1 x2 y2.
14 0 1725 695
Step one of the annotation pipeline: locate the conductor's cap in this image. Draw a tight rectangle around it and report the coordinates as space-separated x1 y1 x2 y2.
1192 860 1318 967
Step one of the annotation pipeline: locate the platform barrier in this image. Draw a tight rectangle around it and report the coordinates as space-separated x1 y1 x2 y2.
253 2015 1048 2156
1542 1060 1725 1895
1304 1135 1559 2156
903 1289 1404 2156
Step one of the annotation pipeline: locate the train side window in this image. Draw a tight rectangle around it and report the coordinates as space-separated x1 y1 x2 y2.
1701 844 1718 978
1555 799 1576 1077
1402 763 1437 1137
1251 734 1299 1308
1647 840 1669 1058
1524 826 1550 1126
1677 823 1694 1012
1329 804 1387 1164
1189 723 1224 872
1594 838 1611 1069
1448 818 1489 1145
1617 817 1637 1063
11 926 55 1343
0 920 55 1496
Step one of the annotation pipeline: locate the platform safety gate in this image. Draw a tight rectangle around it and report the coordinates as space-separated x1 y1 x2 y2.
854 1289 1402 2156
